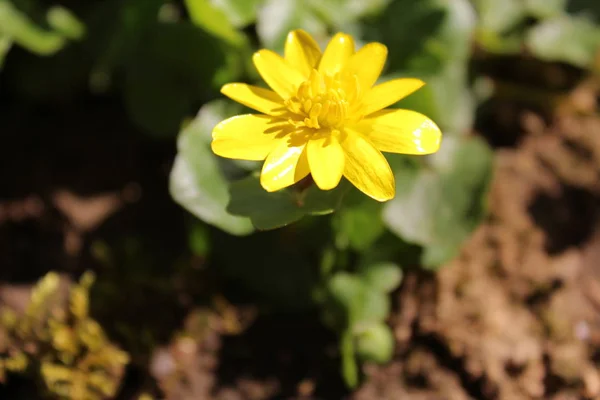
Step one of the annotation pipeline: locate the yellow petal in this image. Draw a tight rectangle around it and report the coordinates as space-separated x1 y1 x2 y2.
253 50 305 99
318 33 354 76
361 78 425 116
307 135 345 190
341 129 395 201
260 138 310 192
354 109 442 154
342 42 387 92
284 29 322 78
221 83 286 116
211 114 290 161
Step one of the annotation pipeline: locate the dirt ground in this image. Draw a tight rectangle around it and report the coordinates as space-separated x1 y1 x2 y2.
1 67 600 399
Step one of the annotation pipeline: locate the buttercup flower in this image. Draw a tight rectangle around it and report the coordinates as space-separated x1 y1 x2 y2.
211 30 442 201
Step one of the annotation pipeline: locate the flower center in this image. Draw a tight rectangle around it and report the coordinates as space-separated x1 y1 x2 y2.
285 69 360 130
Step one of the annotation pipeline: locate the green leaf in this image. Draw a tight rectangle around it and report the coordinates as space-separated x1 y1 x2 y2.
302 180 351 215
326 273 390 329
228 177 349 231
169 102 254 236
355 289 389 326
227 175 305 230
526 15 600 67
383 136 493 268
184 0 248 46
46 6 86 40
325 273 364 329
355 322 395 364
0 0 65 55
340 330 358 388
358 262 403 293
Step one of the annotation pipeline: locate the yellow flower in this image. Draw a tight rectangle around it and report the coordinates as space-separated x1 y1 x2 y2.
211 30 442 201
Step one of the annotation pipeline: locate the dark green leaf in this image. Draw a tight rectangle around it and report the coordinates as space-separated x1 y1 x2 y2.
302 180 351 215
124 22 234 136
227 175 305 230
365 0 447 74
333 189 385 251
228 176 349 231
84 0 164 76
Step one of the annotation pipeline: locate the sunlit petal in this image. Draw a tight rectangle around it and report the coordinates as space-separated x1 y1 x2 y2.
211 114 289 161
260 138 310 192
341 129 395 201
361 78 425 116
221 83 286 116
253 50 305 99
342 42 387 92
353 109 442 154
284 29 322 78
307 135 345 190
318 33 355 76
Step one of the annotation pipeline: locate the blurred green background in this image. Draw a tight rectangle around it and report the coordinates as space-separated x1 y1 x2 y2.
0 0 599 399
